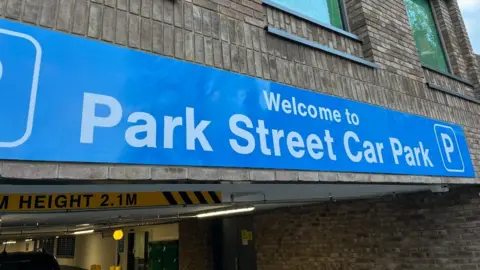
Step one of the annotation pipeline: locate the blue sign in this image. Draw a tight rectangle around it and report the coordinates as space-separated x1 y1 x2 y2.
0 19 475 178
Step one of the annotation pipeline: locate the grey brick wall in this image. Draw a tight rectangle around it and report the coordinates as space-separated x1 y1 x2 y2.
179 219 214 270
254 186 480 269
178 186 480 270
424 68 476 98
265 5 364 58
431 0 468 79
430 0 479 98
447 0 480 95
0 0 479 183
345 0 425 81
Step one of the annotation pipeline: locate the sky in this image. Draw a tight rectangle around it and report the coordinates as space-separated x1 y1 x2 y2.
459 0 480 54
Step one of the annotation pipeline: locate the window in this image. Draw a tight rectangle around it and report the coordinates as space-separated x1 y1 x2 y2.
56 237 75 258
404 0 449 73
38 238 55 254
270 0 345 29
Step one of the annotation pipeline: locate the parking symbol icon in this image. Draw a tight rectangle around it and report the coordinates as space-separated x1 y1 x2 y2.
0 28 42 148
434 124 465 173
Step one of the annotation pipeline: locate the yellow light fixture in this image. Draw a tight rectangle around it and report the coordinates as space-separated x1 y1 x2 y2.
113 229 124 241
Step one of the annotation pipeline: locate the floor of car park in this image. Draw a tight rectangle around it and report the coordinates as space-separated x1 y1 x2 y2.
0 183 436 270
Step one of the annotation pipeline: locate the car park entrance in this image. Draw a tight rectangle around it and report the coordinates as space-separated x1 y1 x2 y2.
0 183 434 270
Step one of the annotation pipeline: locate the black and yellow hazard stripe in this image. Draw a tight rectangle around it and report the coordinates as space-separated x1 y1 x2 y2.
162 191 222 205
0 191 223 212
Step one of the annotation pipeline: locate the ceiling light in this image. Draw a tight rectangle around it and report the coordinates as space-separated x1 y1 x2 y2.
113 230 124 241
196 207 255 218
25 239 33 242
2 241 16 245
72 229 94 235
76 223 91 227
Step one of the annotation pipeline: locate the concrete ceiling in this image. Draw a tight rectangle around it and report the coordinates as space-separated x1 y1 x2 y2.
0 183 437 238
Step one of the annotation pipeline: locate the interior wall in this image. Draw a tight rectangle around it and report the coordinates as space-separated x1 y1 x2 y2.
56 257 75 268
56 223 179 270
119 223 180 270
3 240 34 253
57 233 116 270
134 223 179 242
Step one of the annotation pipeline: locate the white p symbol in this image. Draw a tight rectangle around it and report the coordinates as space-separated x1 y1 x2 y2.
441 133 454 163
0 60 3 80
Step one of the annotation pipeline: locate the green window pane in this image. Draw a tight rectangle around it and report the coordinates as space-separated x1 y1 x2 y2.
327 0 344 29
271 0 344 29
404 0 449 73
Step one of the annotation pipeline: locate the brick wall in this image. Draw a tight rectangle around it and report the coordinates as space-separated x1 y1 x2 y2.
429 0 479 98
448 0 480 95
177 186 480 269
431 0 468 79
424 67 476 98
345 0 425 81
265 5 364 58
255 186 480 269
179 219 214 270
0 0 479 183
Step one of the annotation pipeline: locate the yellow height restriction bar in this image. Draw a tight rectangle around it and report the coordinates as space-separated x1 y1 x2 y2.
0 191 222 212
